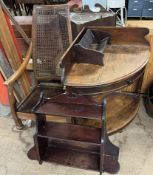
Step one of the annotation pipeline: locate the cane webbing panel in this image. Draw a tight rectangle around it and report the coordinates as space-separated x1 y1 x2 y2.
32 5 72 80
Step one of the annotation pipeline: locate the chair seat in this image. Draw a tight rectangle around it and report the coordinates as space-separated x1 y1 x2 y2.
17 85 63 113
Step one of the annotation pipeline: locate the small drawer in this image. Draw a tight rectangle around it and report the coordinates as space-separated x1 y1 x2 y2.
142 1 153 16
144 0 153 2
128 8 142 17
128 4 143 10
143 1 153 8
128 0 143 8
142 8 153 17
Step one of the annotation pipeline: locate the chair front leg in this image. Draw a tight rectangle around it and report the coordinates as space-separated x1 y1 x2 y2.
7 85 24 129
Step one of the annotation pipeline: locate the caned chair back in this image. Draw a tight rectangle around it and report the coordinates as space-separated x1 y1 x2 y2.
32 5 72 81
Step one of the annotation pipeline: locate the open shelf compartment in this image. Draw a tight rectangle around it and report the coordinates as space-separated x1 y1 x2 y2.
28 137 119 173
38 122 101 144
42 139 100 171
35 93 102 120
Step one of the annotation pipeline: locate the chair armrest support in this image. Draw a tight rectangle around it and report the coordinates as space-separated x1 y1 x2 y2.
4 42 32 86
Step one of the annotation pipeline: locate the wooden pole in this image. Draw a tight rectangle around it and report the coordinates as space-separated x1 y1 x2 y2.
0 6 30 96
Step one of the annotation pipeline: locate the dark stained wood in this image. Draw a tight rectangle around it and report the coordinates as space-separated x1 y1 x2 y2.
28 126 119 173
18 86 102 119
73 29 111 66
35 101 102 120
35 145 119 173
17 85 63 113
38 122 101 143
144 82 153 117
6 14 151 174
28 144 100 170
28 137 119 173
27 89 120 174
18 88 139 134
24 26 149 175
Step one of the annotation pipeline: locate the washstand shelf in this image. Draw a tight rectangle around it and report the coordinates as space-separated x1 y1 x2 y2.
27 27 150 175
29 95 119 174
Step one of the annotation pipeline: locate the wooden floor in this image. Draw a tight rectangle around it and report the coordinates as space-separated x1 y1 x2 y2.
126 20 153 34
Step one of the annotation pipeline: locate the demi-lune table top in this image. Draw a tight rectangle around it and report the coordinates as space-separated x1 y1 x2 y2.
65 44 149 86
60 27 150 94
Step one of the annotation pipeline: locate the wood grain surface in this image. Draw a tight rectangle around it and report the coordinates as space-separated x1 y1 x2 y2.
11 17 153 92
65 44 149 86
17 90 139 135
0 7 30 96
142 35 153 92
0 48 23 101
76 93 139 134
126 20 153 92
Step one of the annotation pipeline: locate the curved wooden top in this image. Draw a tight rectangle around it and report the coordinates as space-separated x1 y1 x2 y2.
65 44 150 86
61 27 150 91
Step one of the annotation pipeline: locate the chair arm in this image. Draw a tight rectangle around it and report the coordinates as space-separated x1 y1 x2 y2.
4 42 32 86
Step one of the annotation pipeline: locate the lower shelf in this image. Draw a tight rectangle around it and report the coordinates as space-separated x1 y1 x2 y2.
28 144 100 170
43 146 100 171
28 140 119 174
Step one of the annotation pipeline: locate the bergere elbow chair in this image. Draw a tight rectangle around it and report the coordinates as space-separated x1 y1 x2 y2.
4 4 72 129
